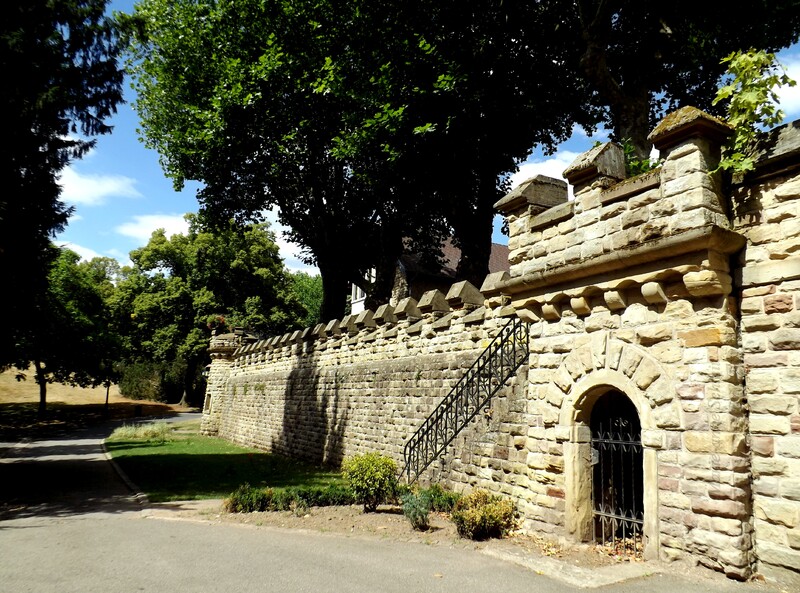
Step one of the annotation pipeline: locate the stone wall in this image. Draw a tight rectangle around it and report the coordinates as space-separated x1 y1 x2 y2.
203 283 516 467
731 121 800 586
201 108 800 588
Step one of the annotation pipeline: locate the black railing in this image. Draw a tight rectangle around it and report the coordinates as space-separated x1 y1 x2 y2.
402 316 529 483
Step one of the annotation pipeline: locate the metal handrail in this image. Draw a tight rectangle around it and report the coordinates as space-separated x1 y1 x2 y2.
402 316 529 483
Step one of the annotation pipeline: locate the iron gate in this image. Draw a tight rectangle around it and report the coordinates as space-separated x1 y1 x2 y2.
590 391 644 556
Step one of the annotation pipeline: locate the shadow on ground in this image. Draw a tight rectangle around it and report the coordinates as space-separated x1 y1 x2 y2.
0 401 183 442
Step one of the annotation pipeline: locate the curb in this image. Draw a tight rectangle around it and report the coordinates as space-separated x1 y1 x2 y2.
480 545 661 588
102 438 150 506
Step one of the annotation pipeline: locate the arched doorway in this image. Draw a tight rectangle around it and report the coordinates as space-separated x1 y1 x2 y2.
590 390 644 555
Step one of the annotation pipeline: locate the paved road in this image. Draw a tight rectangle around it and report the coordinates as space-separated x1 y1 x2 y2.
0 418 787 593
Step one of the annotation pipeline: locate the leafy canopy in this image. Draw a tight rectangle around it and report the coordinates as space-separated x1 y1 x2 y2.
713 49 797 177
1 0 123 364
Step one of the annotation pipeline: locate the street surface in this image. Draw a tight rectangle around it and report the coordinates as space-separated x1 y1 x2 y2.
0 416 788 593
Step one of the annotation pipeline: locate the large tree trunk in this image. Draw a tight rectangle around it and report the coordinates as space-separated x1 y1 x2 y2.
364 226 403 312
611 92 653 161
318 263 350 323
34 359 48 418
179 359 197 408
450 171 497 289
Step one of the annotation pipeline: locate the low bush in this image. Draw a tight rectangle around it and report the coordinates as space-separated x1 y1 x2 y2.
424 483 460 512
224 483 356 513
223 483 274 513
401 490 431 531
341 452 398 512
290 484 356 507
450 489 516 540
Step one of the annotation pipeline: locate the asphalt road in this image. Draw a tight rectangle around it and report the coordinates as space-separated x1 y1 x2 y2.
0 417 788 593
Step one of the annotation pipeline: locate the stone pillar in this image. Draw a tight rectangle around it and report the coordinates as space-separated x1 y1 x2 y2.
494 174 569 279
201 332 238 436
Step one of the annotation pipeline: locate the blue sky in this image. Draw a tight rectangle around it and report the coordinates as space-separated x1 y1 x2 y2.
56 2 800 274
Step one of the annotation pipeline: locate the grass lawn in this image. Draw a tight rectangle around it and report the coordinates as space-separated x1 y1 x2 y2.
105 420 345 502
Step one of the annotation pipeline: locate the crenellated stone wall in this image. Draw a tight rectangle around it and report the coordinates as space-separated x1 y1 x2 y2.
201 107 800 588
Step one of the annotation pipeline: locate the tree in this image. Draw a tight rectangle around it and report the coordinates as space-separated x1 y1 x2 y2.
562 1 800 158
124 0 587 310
14 248 114 416
1 0 124 365
290 272 324 328
124 0 800 313
111 214 304 405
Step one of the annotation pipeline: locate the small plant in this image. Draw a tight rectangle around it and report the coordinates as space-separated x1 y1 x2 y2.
223 484 274 513
402 490 431 531
712 48 796 180
450 489 517 540
424 483 461 512
621 138 660 177
341 452 398 512
110 421 171 443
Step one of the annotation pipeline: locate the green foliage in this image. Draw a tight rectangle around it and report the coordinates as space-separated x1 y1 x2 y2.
223 483 356 513
290 272 324 327
341 452 398 512
110 214 303 405
224 484 275 513
401 490 432 531
117 360 191 402
1 0 123 366
424 483 461 512
621 138 660 177
713 49 797 178
449 489 516 540
10 248 120 415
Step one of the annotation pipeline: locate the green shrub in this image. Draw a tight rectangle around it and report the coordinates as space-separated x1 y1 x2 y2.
225 484 356 513
341 452 398 512
402 491 431 531
450 489 516 540
291 484 356 507
424 483 460 512
223 484 274 513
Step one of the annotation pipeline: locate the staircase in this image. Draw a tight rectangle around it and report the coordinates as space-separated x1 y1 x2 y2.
402 316 530 484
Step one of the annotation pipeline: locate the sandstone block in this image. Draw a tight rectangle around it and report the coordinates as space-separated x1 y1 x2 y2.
678 328 725 347
777 438 800 458
769 328 800 350
751 436 775 457
750 415 791 436
636 323 673 345
759 542 800 571
746 370 779 393
742 315 782 332
756 499 799 528
642 282 668 304
764 293 795 314
780 479 800 501
750 396 795 415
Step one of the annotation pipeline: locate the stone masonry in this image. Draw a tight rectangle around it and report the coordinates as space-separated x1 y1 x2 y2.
201 108 800 589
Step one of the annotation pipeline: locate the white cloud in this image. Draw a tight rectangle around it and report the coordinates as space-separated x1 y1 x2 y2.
572 124 610 143
507 150 581 193
116 214 190 243
776 53 800 121
59 167 141 206
58 242 102 261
